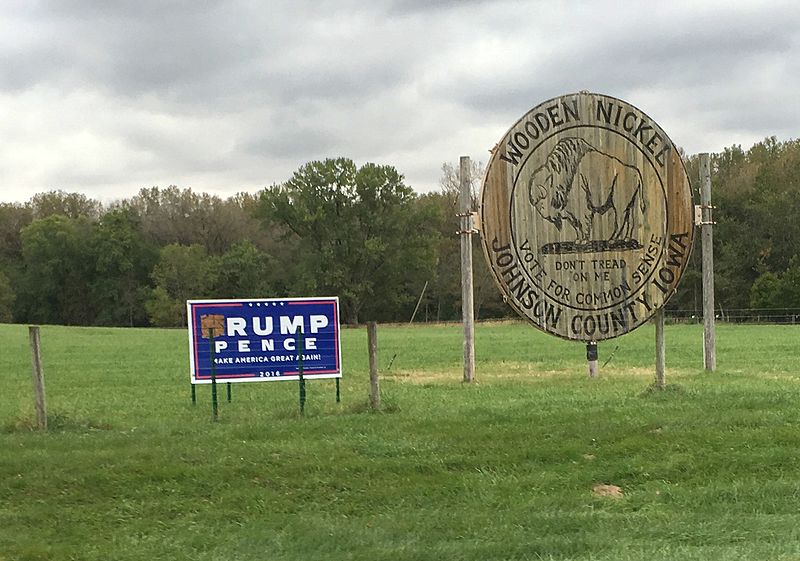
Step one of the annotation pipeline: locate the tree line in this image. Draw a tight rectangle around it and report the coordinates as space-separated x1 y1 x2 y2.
677 137 800 314
0 158 504 327
0 138 798 327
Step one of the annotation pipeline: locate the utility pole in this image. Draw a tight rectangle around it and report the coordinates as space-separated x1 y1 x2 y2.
699 153 717 371
459 156 476 383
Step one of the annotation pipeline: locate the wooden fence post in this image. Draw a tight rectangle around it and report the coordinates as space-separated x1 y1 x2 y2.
368 322 380 410
459 156 476 383
699 153 717 371
29 326 47 429
655 309 666 389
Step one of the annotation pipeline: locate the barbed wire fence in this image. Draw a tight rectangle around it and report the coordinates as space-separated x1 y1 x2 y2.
666 308 800 324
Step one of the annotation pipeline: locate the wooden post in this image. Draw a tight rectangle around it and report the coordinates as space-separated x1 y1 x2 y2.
459 156 476 383
297 332 306 414
409 280 429 324
655 309 666 389
368 322 380 410
699 153 717 371
586 342 598 378
28 326 47 430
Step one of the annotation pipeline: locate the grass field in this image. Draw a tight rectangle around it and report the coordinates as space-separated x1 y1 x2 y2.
2 320 800 560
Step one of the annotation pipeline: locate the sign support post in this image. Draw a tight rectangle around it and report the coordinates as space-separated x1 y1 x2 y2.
208 329 219 422
586 342 598 378
699 153 717 371
297 332 306 414
655 308 666 388
459 156 476 383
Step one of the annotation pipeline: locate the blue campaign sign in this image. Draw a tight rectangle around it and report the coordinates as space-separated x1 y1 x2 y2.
187 297 341 384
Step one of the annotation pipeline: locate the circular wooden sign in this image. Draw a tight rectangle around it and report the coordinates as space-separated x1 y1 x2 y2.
480 92 694 341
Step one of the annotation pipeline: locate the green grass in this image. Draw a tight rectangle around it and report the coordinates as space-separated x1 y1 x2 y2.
2 321 800 560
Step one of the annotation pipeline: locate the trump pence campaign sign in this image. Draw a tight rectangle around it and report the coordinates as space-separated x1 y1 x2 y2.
187 297 341 384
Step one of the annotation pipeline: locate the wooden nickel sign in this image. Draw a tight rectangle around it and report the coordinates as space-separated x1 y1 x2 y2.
480 92 694 341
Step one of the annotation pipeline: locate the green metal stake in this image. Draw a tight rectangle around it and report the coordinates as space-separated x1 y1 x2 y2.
191 384 196 405
209 329 219 422
227 382 232 403
297 331 305 414
335 378 340 403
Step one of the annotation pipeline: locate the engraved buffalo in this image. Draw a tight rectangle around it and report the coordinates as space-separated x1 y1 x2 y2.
528 137 646 245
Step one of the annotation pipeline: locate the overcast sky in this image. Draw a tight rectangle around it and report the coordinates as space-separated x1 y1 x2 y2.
1 0 798 204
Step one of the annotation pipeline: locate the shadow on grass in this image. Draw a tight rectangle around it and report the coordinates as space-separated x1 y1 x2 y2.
2 411 112 433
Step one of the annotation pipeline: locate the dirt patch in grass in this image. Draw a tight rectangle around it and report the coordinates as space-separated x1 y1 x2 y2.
592 484 624 498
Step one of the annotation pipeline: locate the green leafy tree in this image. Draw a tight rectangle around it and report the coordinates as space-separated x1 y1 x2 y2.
91 208 158 326
145 286 184 328
750 271 782 309
422 161 507 321
751 259 800 310
415 191 459 321
0 204 32 320
29 190 103 220
0 270 14 322
121 187 258 254
779 261 800 307
0 203 33 265
711 138 800 309
259 158 438 324
18 215 96 325
146 244 217 326
213 240 273 299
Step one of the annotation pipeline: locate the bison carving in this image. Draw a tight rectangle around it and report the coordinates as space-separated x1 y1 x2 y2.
528 137 646 250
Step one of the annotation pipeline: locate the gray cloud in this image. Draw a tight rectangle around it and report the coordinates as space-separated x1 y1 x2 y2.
1 0 799 203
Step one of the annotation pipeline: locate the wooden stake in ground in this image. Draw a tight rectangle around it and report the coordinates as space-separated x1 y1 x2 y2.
586 342 598 378
368 322 380 410
699 153 717 371
459 156 476 383
655 309 666 389
28 326 47 430
409 281 429 324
